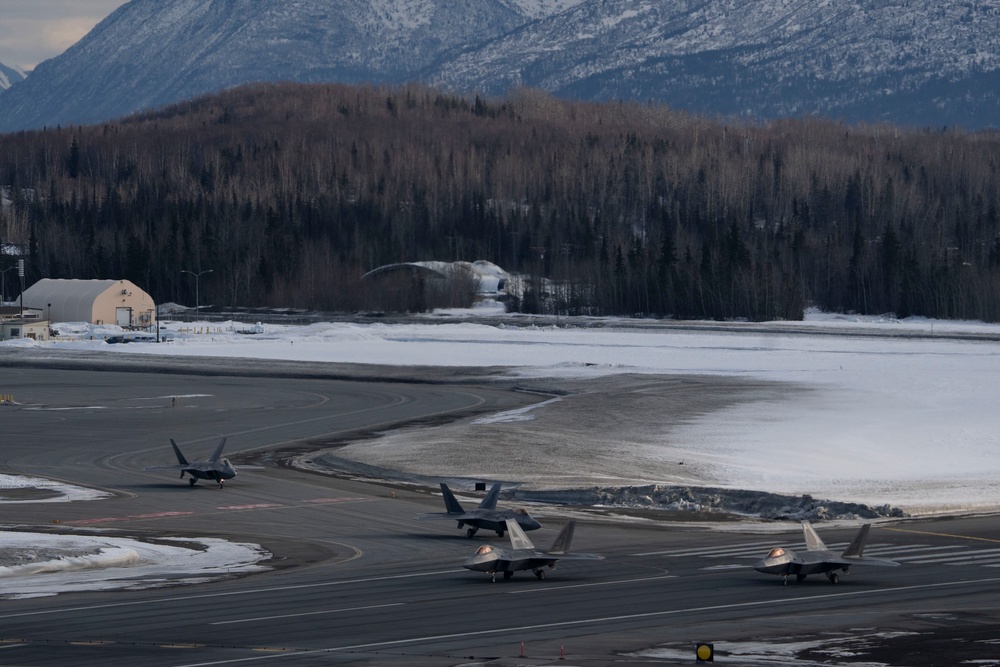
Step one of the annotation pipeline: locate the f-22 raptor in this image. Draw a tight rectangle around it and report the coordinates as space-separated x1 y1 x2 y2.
144 438 258 488
754 520 900 585
419 482 541 538
463 518 604 582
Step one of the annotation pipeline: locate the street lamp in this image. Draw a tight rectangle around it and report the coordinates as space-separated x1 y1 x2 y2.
181 269 213 317
0 265 16 305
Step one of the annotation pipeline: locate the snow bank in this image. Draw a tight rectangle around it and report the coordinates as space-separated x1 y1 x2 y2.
0 530 270 599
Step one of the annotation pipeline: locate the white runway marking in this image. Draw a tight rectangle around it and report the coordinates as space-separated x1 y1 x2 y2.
172 576 1000 666
212 603 404 625
504 574 676 594
0 570 461 620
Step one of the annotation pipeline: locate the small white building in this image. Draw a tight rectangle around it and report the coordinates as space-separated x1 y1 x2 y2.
20 279 156 328
0 306 49 341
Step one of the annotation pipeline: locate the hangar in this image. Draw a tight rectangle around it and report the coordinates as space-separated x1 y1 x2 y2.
21 279 156 328
361 260 510 312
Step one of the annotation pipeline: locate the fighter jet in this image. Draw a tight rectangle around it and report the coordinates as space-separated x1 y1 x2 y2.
144 438 257 488
754 520 900 585
419 482 541 538
463 518 604 582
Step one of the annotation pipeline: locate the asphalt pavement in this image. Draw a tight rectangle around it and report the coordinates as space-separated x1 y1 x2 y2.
1 361 998 666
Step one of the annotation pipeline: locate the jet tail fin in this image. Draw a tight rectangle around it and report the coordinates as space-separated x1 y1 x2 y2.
842 523 872 558
440 483 465 515
802 520 827 551
548 520 576 554
209 437 228 463
505 518 535 550
170 439 189 466
478 482 502 510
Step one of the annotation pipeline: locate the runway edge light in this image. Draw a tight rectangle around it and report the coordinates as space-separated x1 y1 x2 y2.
696 642 714 662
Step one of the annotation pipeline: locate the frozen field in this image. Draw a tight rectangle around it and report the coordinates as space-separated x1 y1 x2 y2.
6 306 999 516
3 307 1000 597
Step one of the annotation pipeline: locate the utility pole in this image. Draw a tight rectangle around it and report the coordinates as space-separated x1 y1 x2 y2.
0 264 16 305
181 269 213 317
18 259 24 318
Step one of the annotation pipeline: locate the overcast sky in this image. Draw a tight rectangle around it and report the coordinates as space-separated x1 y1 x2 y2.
0 0 128 70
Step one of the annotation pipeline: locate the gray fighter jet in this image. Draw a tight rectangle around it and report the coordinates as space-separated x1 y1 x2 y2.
419 482 541 538
144 438 256 488
463 518 604 582
754 520 900 585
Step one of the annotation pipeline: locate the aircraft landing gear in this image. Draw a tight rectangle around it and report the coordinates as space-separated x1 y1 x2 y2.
826 572 839 584
189 477 197 486
467 527 478 538
490 572 496 583
533 569 545 580
496 529 505 537
504 571 513 581
796 574 807 583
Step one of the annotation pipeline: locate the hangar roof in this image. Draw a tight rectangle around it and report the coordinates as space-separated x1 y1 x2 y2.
23 279 120 307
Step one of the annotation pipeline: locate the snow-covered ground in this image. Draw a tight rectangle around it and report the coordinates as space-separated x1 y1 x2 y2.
3 305 1000 596
1 473 112 503
0 476 270 599
6 305 1000 516
0 530 270 599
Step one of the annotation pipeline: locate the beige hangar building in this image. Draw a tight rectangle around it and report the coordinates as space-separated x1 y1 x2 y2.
21 279 156 328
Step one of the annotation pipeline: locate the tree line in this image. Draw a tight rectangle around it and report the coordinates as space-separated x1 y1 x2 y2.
1 81 999 321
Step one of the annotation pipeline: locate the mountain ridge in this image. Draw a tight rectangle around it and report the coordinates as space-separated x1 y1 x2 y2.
0 0 997 132
0 60 27 92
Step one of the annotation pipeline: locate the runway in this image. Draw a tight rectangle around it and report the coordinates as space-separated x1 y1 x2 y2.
1 360 999 666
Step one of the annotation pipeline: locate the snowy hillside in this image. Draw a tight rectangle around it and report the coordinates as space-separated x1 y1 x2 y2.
433 0 1000 127
0 60 26 92
0 0 997 131
0 0 528 130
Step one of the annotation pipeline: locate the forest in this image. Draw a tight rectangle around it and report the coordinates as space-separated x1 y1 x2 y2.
1 82 999 321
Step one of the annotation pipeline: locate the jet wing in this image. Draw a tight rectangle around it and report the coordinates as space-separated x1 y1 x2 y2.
840 556 901 567
143 464 195 471
540 552 605 561
415 512 464 521
516 552 604 572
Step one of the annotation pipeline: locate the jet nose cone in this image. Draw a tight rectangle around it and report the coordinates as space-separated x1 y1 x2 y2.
526 518 541 530
463 555 488 572
753 558 785 575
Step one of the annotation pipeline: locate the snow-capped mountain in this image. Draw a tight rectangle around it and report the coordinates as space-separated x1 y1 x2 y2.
436 0 1000 128
0 60 26 93
0 0 532 131
0 0 997 132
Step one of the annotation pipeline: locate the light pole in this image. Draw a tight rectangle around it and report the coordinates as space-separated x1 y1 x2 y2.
181 269 213 317
0 265 16 305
